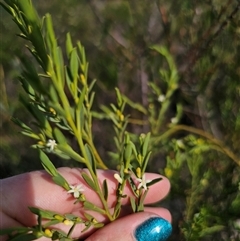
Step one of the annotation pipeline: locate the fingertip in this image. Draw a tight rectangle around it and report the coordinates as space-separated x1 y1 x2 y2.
144 173 171 204
134 216 172 241
144 207 172 223
85 212 172 241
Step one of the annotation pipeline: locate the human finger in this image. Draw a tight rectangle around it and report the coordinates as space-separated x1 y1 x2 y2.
0 206 171 241
85 212 172 241
1 168 170 228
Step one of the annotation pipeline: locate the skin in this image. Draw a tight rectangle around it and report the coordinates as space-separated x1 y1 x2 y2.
0 168 171 241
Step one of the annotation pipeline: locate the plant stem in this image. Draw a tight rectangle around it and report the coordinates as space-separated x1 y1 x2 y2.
154 124 240 166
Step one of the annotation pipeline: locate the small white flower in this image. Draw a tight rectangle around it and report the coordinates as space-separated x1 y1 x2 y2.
158 94 166 103
171 117 178 124
136 174 152 191
46 139 57 152
114 173 123 184
67 184 84 198
176 139 185 149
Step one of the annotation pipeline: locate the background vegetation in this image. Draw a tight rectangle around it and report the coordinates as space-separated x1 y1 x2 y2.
1 0 240 240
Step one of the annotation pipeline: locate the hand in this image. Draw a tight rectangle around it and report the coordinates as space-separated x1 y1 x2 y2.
0 168 172 241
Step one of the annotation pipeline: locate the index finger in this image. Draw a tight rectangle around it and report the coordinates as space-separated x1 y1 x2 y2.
1 168 170 227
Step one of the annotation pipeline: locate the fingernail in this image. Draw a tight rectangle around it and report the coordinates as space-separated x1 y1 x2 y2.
134 217 172 241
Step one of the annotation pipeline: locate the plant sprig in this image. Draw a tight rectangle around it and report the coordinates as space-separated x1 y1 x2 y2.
0 1 163 240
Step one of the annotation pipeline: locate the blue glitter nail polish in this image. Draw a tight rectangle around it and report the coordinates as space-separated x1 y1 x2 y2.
134 217 172 241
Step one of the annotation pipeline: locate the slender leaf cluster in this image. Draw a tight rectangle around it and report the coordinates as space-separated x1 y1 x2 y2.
0 1 163 240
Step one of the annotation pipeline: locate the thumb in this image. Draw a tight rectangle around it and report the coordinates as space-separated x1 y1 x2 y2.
85 212 172 241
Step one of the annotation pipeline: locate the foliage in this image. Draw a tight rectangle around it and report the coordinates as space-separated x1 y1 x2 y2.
1 0 240 240
0 0 162 240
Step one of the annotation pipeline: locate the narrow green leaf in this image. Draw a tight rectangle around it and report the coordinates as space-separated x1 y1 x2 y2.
55 46 65 86
17 33 28 40
113 136 120 150
45 13 56 49
102 179 108 201
57 144 84 163
0 3 12 16
141 132 151 157
21 131 39 140
0 227 31 236
21 58 47 95
39 151 69 189
77 41 86 68
115 88 123 107
66 33 73 57
16 0 39 24
81 223 92 233
199 226 225 237
19 95 52 136
47 117 60 123
54 149 71 160
148 82 161 96
55 121 71 131
142 151 152 174
130 141 138 159
52 230 68 241
89 92 95 109
70 48 79 81
84 144 96 174
53 128 67 145
28 207 56 219
49 85 59 103
18 76 35 97
2 0 49 66
83 201 106 214
91 111 108 120
83 212 94 221
65 67 73 91
8 233 39 241
39 151 58 176
150 45 165 56
81 172 96 190
93 223 104 228
88 79 97 92
65 213 80 221
130 196 136 213
11 117 32 131
77 84 87 111
146 177 162 187
43 219 61 227
137 202 145 212
52 175 70 190
124 143 132 165
114 202 121 219
122 95 147 114
151 45 178 83
110 103 117 113
128 177 138 197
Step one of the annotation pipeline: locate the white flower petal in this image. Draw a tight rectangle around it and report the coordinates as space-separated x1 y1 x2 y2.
171 117 178 124
114 173 123 184
46 139 57 151
67 184 84 198
158 94 166 102
73 192 79 198
137 183 143 190
136 174 152 191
